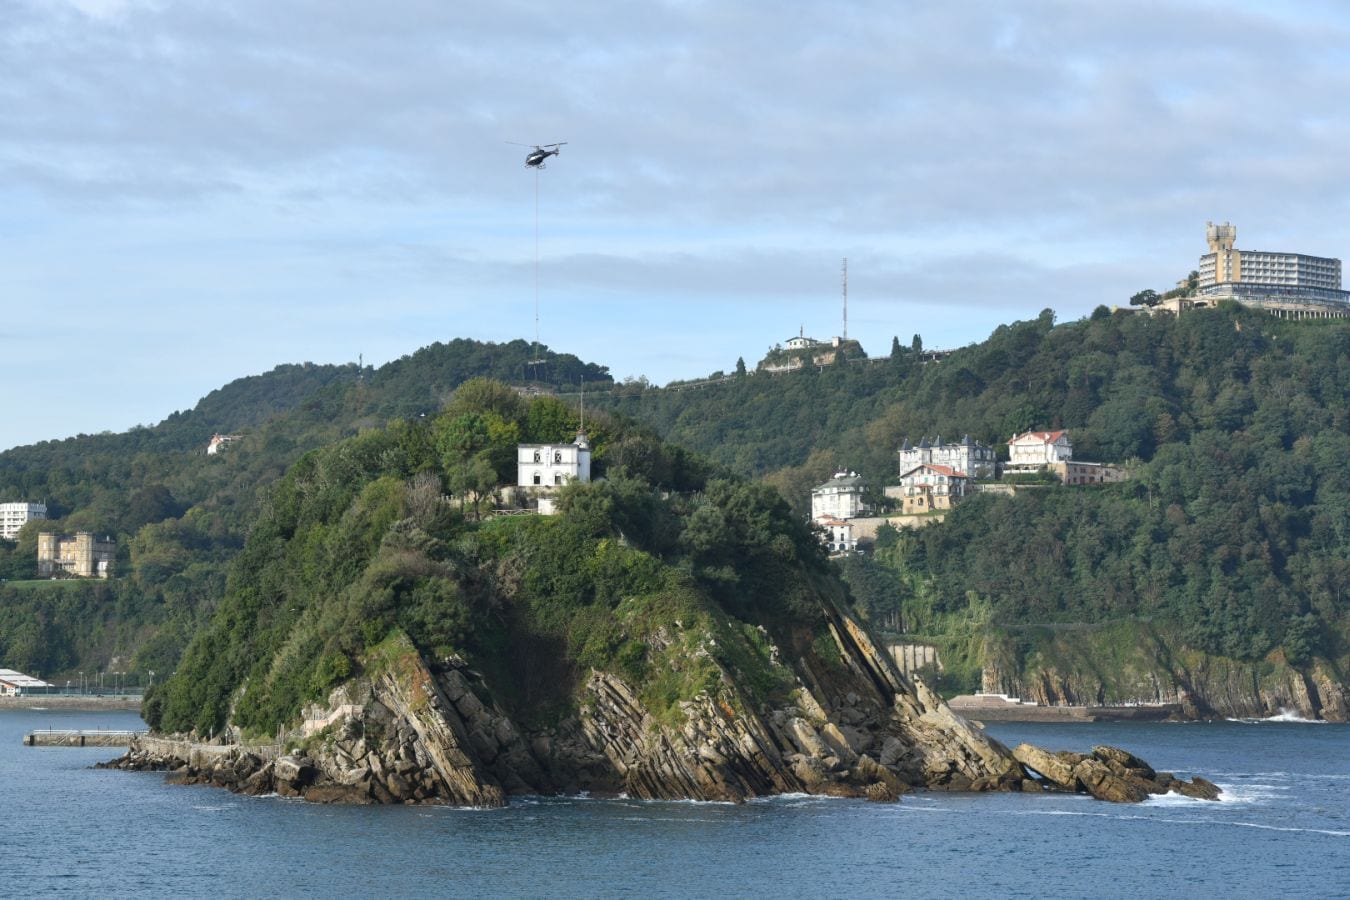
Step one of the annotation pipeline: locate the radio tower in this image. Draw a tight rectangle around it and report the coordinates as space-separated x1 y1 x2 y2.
841 258 848 341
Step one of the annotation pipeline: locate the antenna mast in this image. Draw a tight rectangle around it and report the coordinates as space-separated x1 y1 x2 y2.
842 257 848 341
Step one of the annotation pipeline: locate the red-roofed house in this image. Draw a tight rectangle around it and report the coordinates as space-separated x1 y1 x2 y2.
898 463 971 514
1008 430 1073 467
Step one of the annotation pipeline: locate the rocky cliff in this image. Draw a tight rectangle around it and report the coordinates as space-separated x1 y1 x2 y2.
980 624 1348 721
109 615 1219 806
111 613 1028 804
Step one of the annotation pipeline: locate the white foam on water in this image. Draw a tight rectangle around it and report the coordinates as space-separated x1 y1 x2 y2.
1015 808 1350 838
1226 709 1326 724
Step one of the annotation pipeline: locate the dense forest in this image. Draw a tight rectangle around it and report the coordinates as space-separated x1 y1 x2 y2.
150 382 832 739
2 304 1348 702
0 341 610 679
600 304 1350 688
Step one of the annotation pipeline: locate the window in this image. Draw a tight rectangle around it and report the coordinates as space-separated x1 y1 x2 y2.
554 474 563 485
533 474 541 485
554 451 562 464
533 451 541 463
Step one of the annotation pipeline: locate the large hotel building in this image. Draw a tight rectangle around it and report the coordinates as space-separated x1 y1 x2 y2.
1193 222 1350 319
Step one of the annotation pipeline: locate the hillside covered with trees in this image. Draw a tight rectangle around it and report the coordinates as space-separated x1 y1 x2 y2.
601 304 1350 709
0 340 609 679
2 303 1347 718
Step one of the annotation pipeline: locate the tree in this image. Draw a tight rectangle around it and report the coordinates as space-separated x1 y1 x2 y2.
911 334 923 354
735 357 747 377
891 336 902 359
1130 289 1160 307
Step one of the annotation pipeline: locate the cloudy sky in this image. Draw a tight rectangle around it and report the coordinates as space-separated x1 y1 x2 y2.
4 0 1350 451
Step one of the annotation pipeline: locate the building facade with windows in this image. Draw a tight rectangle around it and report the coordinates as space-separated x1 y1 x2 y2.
517 432 592 489
898 435 995 479
810 472 869 522
1194 222 1350 319
0 502 46 541
36 532 116 578
897 464 971 514
1007 430 1073 467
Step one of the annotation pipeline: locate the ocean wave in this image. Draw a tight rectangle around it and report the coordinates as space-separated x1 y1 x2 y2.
1225 709 1327 724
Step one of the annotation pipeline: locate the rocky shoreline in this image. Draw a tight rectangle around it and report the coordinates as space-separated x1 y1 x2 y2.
100 623 1220 807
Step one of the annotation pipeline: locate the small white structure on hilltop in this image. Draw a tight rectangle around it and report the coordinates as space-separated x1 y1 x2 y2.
1007 430 1073 467
0 501 46 541
898 435 996 480
810 471 869 521
517 431 592 514
0 669 55 695
206 434 242 455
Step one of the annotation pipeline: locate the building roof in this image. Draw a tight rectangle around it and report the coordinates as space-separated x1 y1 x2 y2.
900 463 969 479
815 515 853 527
0 669 54 689
1011 430 1068 444
813 471 866 491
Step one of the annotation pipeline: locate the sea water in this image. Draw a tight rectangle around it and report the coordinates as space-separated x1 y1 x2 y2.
2 708 1346 898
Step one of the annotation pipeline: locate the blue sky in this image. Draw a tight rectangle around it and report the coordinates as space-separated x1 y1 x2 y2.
5 0 1350 451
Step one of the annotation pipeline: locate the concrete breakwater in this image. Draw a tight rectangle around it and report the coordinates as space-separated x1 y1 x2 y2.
25 729 145 747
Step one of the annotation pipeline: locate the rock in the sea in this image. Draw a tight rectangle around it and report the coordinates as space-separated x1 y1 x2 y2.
1168 776 1222 801
1011 743 1082 789
1072 757 1150 803
1009 741 1221 803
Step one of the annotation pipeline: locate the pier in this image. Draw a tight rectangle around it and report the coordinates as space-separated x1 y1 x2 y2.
23 729 145 747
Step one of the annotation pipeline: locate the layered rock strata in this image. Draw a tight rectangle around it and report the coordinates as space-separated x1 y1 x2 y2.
105 619 1210 808
1011 743 1222 803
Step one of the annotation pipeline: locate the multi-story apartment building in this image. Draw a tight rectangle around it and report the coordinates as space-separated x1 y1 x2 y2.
0 502 46 541
1199 222 1341 290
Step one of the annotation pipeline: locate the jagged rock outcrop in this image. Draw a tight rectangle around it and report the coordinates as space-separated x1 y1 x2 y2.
107 618 1204 807
1010 742 1221 803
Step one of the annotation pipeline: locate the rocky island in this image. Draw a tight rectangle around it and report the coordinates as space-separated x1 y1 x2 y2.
102 381 1218 806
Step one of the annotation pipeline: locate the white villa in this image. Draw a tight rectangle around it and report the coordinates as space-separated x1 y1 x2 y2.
898 435 996 479
811 472 869 521
1007 430 1073 467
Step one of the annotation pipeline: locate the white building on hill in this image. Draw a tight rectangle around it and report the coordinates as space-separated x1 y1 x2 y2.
810 472 869 521
0 502 46 541
898 435 996 479
1007 430 1073 467
517 432 592 488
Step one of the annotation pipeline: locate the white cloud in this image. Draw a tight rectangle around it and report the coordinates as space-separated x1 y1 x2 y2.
5 1 1350 448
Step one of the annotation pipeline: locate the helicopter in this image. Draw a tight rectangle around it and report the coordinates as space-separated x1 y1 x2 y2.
508 142 567 169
